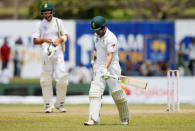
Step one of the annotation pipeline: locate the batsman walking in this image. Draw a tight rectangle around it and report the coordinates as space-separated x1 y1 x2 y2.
84 16 130 125
32 2 69 113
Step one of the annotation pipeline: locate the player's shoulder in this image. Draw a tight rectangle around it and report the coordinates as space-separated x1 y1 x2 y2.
54 17 63 23
106 28 117 42
93 33 98 39
107 28 116 38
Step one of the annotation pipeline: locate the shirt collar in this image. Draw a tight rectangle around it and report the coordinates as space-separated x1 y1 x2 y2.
102 28 109 38
43 17 55 23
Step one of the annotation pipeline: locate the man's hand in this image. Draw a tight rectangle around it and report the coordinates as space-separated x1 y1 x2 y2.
100 68 110 80
43 38 53 43
53 38 63 46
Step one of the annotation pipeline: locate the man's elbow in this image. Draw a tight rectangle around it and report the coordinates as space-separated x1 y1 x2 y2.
33 38 40 45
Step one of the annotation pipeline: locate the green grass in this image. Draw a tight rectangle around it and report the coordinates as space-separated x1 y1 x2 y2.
0 104 195 131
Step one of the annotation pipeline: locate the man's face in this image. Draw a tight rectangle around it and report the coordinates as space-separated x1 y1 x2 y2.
95 27 106 37
43 10 53 21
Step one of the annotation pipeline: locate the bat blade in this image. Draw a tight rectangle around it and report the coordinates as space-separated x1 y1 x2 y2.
102 74 147 89
56 19 65 54
119 76 147 89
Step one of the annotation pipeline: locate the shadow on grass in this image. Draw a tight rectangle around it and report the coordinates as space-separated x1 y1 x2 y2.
30 112 69 115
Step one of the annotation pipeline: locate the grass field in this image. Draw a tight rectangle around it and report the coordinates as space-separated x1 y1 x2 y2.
0 104 195 131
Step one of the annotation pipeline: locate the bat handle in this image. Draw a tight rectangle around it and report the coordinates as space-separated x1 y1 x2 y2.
104 74 118 79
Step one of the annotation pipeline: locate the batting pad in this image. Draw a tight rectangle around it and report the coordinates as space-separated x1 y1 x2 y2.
40 72 53 107
89 81 102 123
56 74 68 107
112 89 130 122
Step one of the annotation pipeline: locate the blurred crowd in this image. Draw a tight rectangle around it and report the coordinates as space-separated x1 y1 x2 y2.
120 60 168 77
177 38 195 76
0 37 25 83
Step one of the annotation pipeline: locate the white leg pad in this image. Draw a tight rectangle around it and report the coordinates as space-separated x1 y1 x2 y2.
56 74 68 107
89 81 102 123
112 89 130 122
40 72 53 108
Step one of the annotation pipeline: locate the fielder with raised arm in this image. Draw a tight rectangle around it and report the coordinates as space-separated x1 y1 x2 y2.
84 16 130 126
32 2 68 113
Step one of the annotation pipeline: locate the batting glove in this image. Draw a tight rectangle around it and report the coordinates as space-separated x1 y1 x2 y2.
101 67 110 80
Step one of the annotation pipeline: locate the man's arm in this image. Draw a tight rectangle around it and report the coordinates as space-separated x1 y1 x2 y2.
105 52 114 69
101 52 113 80
33 38 53 45
91 48 97 65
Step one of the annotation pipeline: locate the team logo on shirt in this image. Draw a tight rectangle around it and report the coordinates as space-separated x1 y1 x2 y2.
43 25 47 30
102 39 105 44
112 44 116 47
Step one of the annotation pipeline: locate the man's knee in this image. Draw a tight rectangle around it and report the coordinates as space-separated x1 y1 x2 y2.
40 72 52 88
57 74 68 88
111 89 127 103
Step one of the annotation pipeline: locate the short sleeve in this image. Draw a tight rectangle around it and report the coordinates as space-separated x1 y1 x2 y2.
107 36 118 52
32 22 41 38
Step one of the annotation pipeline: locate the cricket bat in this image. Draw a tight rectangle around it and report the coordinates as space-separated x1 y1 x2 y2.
104 74 147 89
56 19 65 54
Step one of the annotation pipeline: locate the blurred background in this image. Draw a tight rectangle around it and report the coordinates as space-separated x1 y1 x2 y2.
0 0 195 104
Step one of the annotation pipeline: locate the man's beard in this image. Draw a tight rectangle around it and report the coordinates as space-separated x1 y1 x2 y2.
45 15 52 20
